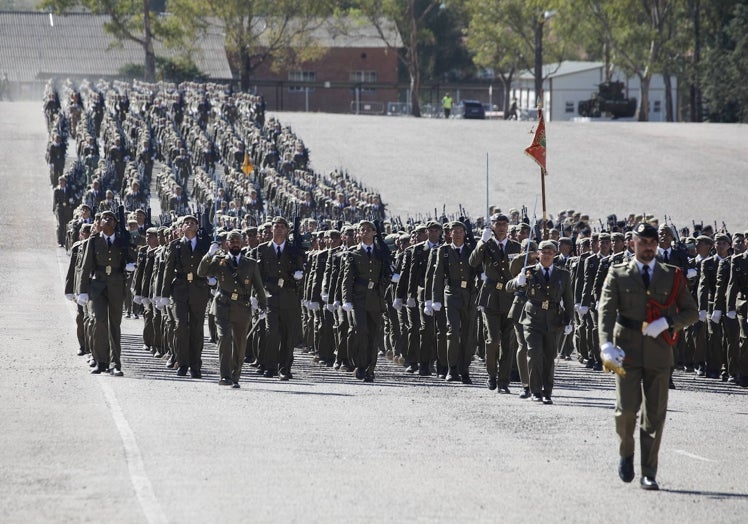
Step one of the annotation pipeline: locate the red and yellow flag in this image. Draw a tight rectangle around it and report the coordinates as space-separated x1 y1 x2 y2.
241 151 254 176
524 108 547 172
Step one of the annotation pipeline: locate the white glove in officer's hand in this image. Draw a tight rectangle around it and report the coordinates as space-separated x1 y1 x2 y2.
425 300 433 309
515 272 527 286
432 302 442 312
65 293 75 301
207 242 219 256
293 270 304 280
258 308 267 320
391 273 400 283
600 341 626 376
564 324 573 336
423 305 434 316
392 298 403 311
481 227 492 242
577 305 589 316
250 296 258 311
125 263 136 272
406 297 416 308
698 310 707 322
77 293 89 306
207 277 217 286
332 300 341 309
342 302 353 312
326 304 335 312
161 297 174 307
309 301 320 311
321 292 329 303
480 273 487 281
133 295 143 305
141 297 151 306
643 317 669 338
710 310 722 323
727 310 737 319
687 268 698 279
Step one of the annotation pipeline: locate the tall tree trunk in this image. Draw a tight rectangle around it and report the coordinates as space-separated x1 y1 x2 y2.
638 73 651 122
407 6 421 117
663 72 673 122
240 47 251 92
143 0 156 81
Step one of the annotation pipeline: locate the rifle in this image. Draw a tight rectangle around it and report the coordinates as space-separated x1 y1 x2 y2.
145 207 153 229
463 216 477 249
292 215 304 254
374 219 393 272
116 204 131 254
197 205 213 250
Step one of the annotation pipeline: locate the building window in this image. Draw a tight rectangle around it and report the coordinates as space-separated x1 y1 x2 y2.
653 100 661 113
350 71 377 93
289 71 315 93
565 101 574 113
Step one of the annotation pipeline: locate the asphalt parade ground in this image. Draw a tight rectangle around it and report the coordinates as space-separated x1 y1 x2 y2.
1 101 747 523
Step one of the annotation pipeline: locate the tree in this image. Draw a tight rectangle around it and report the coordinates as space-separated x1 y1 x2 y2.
169 0 334 92
353 0 443 117
40 0 169 82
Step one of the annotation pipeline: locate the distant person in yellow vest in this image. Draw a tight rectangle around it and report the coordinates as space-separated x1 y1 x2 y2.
442 93 453 118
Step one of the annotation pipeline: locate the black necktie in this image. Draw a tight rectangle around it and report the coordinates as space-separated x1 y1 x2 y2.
367 246 372 258
663 250 669 263
544 268 550 283
277 246 282 258
107 237 112 248
642 265 650 289
498 242 504 256
457 247 462 257
234 256 239 267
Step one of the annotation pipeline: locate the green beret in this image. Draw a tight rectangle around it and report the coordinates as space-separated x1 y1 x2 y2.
227 229 243 241
539 240 557 252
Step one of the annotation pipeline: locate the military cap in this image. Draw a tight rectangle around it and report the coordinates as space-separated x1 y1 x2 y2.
135 209 146 216
509 225 518 234
714 233 730 244
538 240 558 252
442 222 452 231
227 229 243 241
79 204 91 212
599 233 611 241
413 224 427 233
326 229 341 239
217 230 228 241
272 216 289 227
146 227 159 235
558 237 573 246
80 223 93 234
696 235 714 245
509 208 519 215
611 232 624 242
244 226 258 234
518 222 531 231
684 236 696 246
450 220 466 231
100 210 117 222
261 222 272 229
490 213 509 223
182 214 198 224
359 220 376 230
624 231 633 240
399 233 411 242
127 218 138 225
579 237 591 247
634 223 658 239
521 239 538 252
425 220 442 230
157 226 168 234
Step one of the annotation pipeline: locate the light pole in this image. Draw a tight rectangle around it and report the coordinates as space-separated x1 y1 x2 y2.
534 9 556 106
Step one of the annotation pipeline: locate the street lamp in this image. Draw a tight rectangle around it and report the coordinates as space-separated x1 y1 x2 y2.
534 9 556 106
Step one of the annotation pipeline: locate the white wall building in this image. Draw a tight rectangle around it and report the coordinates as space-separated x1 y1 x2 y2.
511 61 677 122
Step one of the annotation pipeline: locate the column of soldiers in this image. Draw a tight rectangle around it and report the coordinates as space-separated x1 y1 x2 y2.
50 79 748 391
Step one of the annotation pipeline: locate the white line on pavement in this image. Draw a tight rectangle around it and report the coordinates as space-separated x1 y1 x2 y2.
673 449 717 462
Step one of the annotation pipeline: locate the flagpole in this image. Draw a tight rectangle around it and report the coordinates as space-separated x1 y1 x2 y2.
537 102 548 240
485 152 489 221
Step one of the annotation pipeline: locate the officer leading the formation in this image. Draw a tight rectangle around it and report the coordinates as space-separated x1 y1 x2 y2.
598 223 698 491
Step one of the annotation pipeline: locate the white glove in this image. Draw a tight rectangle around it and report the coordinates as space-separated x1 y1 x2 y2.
406 297 416 308
133 295 143 305
423 305 434 316
564 324 573 335
425 300 433 308
301 300 309 309
643 317 670 338
258 309 267 320
477 305 484 312
391 273 400 283
481 227 492 242
326 304 335 312
342 302 353 312
293 270 304 280
332 300 341 309
600 341 626 376
141 297 151 306
309 301 320 311
125 263 136 272
687 268 697 279
710 310 722 323
250 296 258 311
76 293 89 306
207 242 219 256
321 292 329 303
515 272 527 286
727 310 737 320
432 301 442 312
392 298 403 311
207 277 217 286
65 293 75 301
574 303 581 312
480 273 488 281
577 305 589 316
698 310 707 322
161 297 174 307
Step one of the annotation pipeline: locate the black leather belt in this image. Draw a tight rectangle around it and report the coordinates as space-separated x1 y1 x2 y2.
616 314 643 330
218 289 250 302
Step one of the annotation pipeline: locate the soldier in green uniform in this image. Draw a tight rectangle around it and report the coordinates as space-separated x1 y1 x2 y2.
198 230 267 388
598 223 698 490
53 176 75 247
726 231 748 387
468 213 522 393
341 220 392 382
432 221 479 383
507 240 573 404
77 210 135 375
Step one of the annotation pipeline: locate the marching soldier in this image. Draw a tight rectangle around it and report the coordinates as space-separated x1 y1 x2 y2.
468 213 522 393
507 240 573 404
726 231 748 387
198 230 267 388
53 176 75 247
698 233 731 378
65 223 92 356
598 223 698 490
